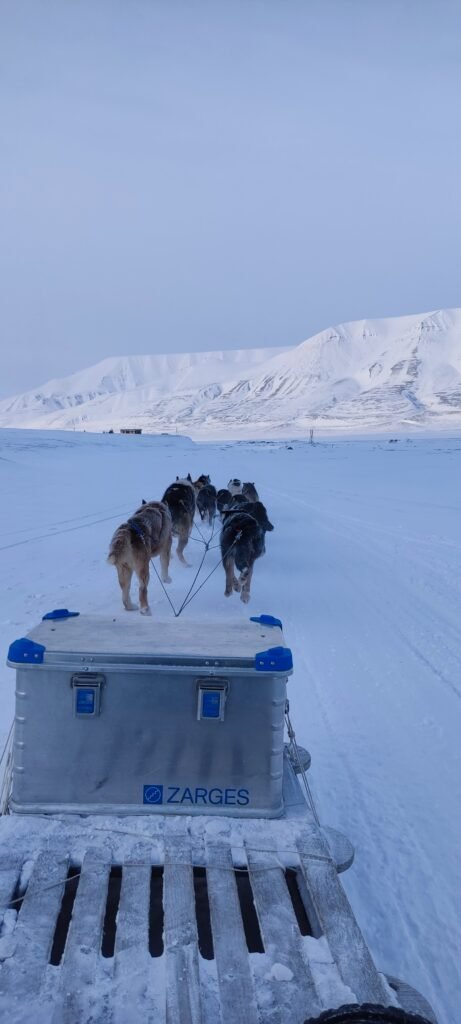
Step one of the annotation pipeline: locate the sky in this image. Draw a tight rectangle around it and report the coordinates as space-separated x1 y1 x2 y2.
1 0 461 397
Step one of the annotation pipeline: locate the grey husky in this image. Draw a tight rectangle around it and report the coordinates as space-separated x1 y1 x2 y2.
162 477 196 566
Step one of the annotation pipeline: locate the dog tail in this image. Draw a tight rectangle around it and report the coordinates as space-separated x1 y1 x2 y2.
107 540 123 565
107 527 129 565
235 547 251 575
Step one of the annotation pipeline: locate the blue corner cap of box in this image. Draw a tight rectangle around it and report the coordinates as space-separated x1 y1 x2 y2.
8 638 46 665
250 614 283 629
42 609 80 621
255 646 293 672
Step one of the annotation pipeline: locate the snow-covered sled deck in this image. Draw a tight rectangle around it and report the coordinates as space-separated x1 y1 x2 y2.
1 613 437 1023
0 758 435 1024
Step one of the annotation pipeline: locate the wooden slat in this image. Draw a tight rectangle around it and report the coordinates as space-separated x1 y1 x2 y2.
297 831 389 1004
52 848 111 1024
205 842 258 1024
113 861 165 1024
0 850 69 995
116 861 150 953
0 852 22 921
0 854 24 963
164 838 202 1024
0 853 22 912
247 843 321 1023
0 818 402 1022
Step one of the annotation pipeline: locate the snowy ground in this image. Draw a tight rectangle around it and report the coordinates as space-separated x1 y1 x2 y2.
0 427 460 1024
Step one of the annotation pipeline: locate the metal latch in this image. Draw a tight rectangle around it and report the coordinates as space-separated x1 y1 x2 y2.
71 673 105 717
196 678 228 721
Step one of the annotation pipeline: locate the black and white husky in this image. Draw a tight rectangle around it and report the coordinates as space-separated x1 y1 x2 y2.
220 501 274 604
227 478 243 496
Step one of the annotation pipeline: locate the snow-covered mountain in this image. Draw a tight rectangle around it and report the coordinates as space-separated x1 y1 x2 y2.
2 308 461 437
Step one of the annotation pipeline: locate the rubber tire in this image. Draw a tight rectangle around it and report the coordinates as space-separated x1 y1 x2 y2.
303 1005 434 1024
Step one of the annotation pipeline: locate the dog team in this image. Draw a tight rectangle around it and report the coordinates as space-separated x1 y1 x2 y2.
108 475 274 615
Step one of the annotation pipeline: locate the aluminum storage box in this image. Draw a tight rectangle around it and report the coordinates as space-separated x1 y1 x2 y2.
7 611 293 817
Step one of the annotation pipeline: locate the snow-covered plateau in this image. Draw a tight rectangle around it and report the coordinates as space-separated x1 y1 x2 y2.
0 427 459 1023
2 308 461 437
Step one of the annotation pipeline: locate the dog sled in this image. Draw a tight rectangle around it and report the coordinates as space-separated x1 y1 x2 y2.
0 610 437 1024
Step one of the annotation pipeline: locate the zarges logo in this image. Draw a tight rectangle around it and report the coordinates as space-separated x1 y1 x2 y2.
143 785 164 805
143 785 250 807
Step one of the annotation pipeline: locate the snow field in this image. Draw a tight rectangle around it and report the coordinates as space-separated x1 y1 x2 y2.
0 428 460 1024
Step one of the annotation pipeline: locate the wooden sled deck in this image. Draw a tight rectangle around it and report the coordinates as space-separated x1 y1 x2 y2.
0 758 435 1024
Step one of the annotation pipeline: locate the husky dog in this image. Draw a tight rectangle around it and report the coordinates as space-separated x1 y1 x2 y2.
216 488 232 518
242 481 259 502
227 478 243 496
229 493 250 509
107 501 172 615
220 501 274 604
193 474 211 492
162 478 196 566
196 483 217 525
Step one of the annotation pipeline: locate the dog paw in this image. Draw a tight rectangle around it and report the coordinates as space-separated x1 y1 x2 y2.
240 591 250 604
124 603 138 611
224 589 232 597
233 579 241 592
163 576 172 584
140 606 152 616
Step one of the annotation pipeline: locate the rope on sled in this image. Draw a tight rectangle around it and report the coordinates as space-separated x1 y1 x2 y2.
0 721 14 816
130 507 257 618
148 513 242 618
150 529 213 618
6 837 336 908
285 701 321 827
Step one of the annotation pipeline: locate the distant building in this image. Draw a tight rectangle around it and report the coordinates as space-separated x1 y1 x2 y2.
120 428 142 435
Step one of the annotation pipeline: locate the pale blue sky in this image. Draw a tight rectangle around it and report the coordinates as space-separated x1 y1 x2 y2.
1 0 460 395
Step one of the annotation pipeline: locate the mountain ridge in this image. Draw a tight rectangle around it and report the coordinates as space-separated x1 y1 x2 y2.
1 308 461 437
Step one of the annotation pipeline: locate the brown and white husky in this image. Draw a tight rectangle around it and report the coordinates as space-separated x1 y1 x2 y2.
107 501 172 615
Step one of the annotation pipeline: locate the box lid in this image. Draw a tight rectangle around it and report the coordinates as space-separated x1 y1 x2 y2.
8 614 293 673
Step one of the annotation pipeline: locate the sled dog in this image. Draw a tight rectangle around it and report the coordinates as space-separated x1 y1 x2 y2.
196 483 217 524
107 501 172 615
193 474 211 492
162 478 196 565
242 481 259 502
227 478 243 496
229 493 250 509
216 488 232 518
220 501 274 604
